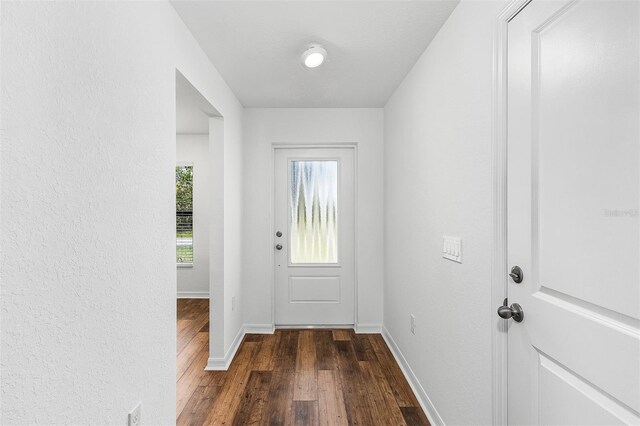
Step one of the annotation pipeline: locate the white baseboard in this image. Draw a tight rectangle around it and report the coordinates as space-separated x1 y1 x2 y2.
382 326 445 426
204 323 274 371
205 326 245 371
177 291 209 299
244 324 275 334
203 323 403 375
354 323 382 334
275 324 353 329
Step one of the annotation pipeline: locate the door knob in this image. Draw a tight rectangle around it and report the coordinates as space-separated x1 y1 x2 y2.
275 244 283 250
509 266 523 283
275 231 282 237
497 298 524 322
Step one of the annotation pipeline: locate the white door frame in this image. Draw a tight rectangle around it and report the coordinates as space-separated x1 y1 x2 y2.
492 1 532 425
270 143 359 329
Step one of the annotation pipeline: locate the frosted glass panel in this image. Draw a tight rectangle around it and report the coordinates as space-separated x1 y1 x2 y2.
290 161 338 263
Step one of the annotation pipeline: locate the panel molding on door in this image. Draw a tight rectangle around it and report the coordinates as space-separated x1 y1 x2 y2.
273 146 356 326
289 276 341 304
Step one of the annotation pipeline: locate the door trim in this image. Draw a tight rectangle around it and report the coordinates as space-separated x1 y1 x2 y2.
492 1 531 425
270 143 359 329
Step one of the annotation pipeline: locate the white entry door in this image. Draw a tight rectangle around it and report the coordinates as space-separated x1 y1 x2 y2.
506 1 639 424
274 147 355 326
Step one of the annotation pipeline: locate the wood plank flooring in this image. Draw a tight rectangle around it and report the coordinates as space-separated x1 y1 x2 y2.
177 299 430 425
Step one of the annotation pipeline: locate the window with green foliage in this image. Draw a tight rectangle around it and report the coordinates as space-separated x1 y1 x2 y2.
176 164 193 264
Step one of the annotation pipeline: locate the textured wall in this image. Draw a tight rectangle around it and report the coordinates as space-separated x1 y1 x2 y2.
383 1 507 425
1 1 243 423
242 109 384 329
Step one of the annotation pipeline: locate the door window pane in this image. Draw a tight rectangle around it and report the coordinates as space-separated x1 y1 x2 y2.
290 161 338 263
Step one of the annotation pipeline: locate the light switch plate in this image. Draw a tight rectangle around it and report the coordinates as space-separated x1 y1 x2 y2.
442 236 462 263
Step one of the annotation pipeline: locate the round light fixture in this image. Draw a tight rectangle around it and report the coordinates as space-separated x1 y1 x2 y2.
302 45 327 68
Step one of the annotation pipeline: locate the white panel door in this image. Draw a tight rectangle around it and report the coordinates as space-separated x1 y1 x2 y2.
274 147 355 325
507 1 640 424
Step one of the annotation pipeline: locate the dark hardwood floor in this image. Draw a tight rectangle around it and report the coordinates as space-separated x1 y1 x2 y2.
177 298 430 425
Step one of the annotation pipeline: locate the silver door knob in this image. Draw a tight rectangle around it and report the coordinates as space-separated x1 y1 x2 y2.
509 265 523 283
497 299 524 322
275 244 283 250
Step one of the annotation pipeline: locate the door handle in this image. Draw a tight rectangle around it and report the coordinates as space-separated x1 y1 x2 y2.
275 244 283 250
497 298 524 322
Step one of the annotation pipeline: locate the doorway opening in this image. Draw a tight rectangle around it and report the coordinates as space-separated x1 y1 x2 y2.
175 71 223 418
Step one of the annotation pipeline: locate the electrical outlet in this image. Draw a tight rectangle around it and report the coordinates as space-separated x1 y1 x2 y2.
410 314 416 335
231 296 236 311
128 402 141 426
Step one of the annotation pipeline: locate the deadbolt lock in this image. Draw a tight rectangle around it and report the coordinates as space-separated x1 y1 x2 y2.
509 265 524 283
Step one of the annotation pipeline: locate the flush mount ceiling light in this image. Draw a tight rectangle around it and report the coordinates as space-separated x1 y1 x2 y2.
301 45 327 68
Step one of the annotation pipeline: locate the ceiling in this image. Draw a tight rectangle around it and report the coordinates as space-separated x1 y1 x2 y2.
171 1 459 108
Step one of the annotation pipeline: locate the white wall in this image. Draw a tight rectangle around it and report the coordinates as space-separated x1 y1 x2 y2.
171 2 244 364
383 1 506 425
0 2 243 423
177 134 210 297
242 109 384 329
